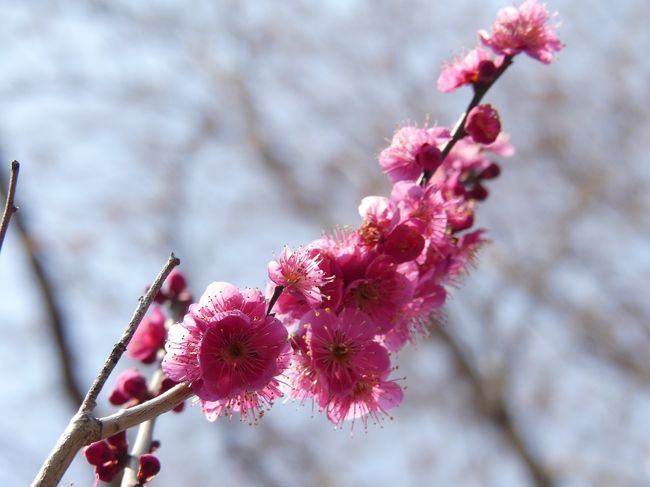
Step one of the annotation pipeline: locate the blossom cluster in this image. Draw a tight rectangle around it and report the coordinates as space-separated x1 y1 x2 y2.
158 0 562 430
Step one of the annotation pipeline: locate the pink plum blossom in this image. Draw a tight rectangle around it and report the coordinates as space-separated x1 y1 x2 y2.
326 374 404 428
480 0 563 64
268 246 334 306
437 47 504 92
272 246 343 321
341 255 413 333
162 282 290 421
305 308 391 395
378 126 450 183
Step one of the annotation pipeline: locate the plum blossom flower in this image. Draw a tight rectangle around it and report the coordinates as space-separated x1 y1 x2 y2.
438 47 504 93
479 0 563 64
326 373 404 429
162 282 290 422
341 255 413 333
378 126 450 183
268 246 334 306
304 308 391 395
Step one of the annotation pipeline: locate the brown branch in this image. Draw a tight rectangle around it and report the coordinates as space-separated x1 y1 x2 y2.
0 160 19 252
32 254 181 487
0 160 84 407
432 324 553 487
99 382 193 440
80 253 180 412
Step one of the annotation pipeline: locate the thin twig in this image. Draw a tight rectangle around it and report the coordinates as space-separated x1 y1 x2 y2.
0 160 20 252
418 56 513 187
80 253 180 413
432 324 553 487
32 254 181 487
99 382 193 440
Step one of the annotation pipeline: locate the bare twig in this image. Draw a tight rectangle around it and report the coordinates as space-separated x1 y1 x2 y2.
99 382 193 440
80 253 180 413
432 325 553 487
32 254 181 487
0 160 20 252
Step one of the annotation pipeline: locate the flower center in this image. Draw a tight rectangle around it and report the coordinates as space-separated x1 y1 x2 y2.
329 342 349 360
223 341 247 366
353 282 380 305
359 221 382 247
351 378 373 399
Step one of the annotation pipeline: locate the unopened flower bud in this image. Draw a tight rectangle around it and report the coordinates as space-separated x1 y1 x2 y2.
84 441 112 466
137 453 161 483
465 104 501 144
166 269 187 296
476 60 498 86
415 143 442 173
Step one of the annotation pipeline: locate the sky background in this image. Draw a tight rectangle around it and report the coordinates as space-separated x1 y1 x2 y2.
1 1 649 486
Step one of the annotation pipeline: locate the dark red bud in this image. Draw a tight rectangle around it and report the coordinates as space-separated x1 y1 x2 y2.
84 441 113 466
416 143 442 173
108 388 129 406
476 60 498 85
480 162 501 179
123 374 148 400
137 454 161 483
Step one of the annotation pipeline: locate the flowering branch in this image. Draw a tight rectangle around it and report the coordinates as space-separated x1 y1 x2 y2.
0 160 20 253
418 57 512 187
32 254 181 487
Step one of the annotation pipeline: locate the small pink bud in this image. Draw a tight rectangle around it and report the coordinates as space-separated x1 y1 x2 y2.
109 369 149 406
415 143 442 173
84 441 112 466
108 388 129 406
465 104 501 144
166 269 187 296
476 60 498 86
137 454 161 483
123 374 148 399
